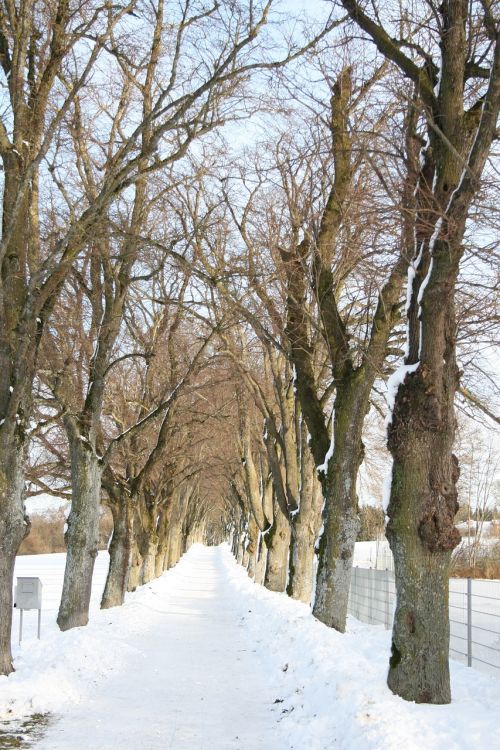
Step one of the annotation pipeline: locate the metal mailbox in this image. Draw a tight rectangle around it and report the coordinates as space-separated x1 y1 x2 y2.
14 577 42 643
15 577 42 610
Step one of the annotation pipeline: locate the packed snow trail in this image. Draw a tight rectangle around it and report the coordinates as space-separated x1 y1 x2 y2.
35 546 287 750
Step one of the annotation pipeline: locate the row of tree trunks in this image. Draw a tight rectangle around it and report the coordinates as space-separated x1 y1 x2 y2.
231 451 322 606
229 359 330 601
101 486 196 608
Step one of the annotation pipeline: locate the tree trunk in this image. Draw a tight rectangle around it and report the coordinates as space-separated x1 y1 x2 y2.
253 532 266 585
0 155 33 673
386 365 460 703
127 538 143 591
166 537 179 569
140 536 159 584
165 520 184 569
0 439 29 675
101 498 133 609
254 475 273 585
312 393 364 631
313 496 359 631
238 536 246 565
241 520 251 568
241 545 249 568
246 516 259 579
236 519 246 565
154 508 170 576
264 499 291 592
287 448 323 602
155 548 166 578
231 526 239 557
127 498 154 589
58 437 102 630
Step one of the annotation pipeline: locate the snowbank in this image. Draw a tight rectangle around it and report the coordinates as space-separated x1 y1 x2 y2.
220 546 500 750
2 552 166 719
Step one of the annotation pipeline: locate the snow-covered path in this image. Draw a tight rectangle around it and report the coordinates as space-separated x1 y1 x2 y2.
35 545 286 750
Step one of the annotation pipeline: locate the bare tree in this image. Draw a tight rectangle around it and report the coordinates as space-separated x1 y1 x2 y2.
340 0 500 703
0 0 136 675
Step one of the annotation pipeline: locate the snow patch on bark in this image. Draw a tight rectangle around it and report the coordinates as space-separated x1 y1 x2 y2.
317 419 334 475
314 498 326 552
385 362 420 426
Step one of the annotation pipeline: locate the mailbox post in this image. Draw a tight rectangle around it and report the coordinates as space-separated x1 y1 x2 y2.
14 577 42 643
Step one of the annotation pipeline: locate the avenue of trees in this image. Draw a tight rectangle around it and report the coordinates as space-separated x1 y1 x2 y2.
1 0 498 707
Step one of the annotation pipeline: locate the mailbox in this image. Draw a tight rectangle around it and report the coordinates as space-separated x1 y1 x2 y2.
15 577 42 610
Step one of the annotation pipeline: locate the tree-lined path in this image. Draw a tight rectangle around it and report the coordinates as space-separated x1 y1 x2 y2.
1 0 499 722
37 546 287 750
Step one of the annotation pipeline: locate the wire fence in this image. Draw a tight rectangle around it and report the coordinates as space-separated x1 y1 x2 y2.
348 567 500 679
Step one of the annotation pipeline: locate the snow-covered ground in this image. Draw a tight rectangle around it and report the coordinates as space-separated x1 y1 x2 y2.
1 545 499 749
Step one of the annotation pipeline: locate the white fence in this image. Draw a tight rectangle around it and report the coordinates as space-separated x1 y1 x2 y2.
349 567 395 629
348 567 500 679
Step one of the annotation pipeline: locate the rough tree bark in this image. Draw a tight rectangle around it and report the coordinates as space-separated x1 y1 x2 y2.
263 492 291 592
101 492 133 609
57 430 102 630
0 439 30 674
312 384 365 628
287 424 323 602
155 506 171 577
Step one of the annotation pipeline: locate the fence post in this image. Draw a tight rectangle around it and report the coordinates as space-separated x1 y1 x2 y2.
368 569 373 623
385 569 391 629
467 577 472 668
354 566 359 619
356 566 361 620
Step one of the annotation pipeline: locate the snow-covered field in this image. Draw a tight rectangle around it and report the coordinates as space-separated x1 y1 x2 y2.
353 539 394 570
1 545 499 749
24 495 68 517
